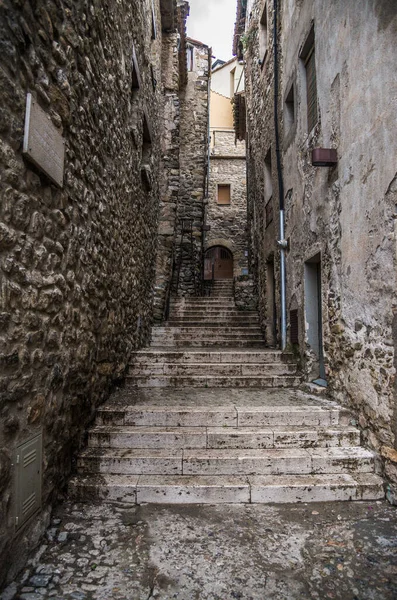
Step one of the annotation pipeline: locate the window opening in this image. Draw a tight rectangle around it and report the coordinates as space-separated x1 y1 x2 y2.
131 44 141 91
284 83 295 133
217 184 231 205
300 26 317 132
259 3 268 66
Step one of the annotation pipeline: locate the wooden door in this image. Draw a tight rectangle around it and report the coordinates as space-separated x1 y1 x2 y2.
204 247 233 280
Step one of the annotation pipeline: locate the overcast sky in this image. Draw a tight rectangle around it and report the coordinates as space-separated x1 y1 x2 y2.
187 0 236 62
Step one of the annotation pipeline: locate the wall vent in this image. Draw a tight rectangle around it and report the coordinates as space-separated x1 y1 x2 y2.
15 433 42 530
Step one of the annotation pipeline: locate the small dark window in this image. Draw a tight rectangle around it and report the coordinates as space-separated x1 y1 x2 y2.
265 198 273 228
284 84 295 132
151 1 157 40
217 184 231 205
131 44 141 91
141 110 153 191
290 309 299 344
264 148 272 202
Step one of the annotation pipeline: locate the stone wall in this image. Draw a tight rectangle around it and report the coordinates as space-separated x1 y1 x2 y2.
207 131 248 279
0 0 175 585
240 0 397 476
174 39 210 296
153 2 189 322
236 0 279 337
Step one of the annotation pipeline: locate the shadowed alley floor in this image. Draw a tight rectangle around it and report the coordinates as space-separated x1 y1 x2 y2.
2 500 397 600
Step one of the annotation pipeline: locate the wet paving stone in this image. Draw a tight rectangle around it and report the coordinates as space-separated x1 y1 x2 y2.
1 500 397 599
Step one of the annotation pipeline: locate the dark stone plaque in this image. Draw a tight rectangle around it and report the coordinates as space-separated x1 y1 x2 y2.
23 94 65 187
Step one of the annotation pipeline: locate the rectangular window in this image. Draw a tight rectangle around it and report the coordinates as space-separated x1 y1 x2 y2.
284 83 295 133
305 48 317 132
264 148 272 202
300 26 317 133
265 198 273 227
217 184 231 205
259 3 268 65
187 45 194 72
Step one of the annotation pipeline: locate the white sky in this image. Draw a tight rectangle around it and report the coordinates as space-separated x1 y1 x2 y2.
187 0 236 62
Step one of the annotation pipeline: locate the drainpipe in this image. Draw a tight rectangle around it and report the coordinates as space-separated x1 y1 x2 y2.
201 47 212 294
273 0 287 351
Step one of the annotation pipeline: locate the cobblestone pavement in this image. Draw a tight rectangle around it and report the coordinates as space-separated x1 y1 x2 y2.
1 500 397 600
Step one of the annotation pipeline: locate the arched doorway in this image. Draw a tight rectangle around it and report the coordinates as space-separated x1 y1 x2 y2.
204 246 233 280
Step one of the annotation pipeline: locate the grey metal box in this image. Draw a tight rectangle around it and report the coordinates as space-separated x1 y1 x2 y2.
15 433 42 529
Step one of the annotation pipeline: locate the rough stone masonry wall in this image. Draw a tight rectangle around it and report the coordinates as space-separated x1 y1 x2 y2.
0 0 166 584
244 0 397 478
207 130 255 309
240 0 280 337
175 42 210 296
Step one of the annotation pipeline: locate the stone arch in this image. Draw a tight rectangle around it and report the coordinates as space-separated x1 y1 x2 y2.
205 238 236 254
204 244 234 280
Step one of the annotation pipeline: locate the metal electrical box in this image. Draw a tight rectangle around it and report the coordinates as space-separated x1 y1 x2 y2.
15 433 42 530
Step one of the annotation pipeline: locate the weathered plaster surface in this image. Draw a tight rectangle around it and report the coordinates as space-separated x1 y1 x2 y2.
242 0 397 473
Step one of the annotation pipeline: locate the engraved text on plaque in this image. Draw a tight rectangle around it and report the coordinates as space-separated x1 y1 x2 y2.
23 94 65 187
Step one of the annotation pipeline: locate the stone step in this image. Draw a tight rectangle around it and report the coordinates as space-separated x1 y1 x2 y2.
95 404 350 429
171 299 237 305
68 473 384 505
131 350 295 363
152 326 263 334
77 447 375 476
150 340 267 348
129 374 301 387
207 426 360 449
128 362 297 377
167 319 260 326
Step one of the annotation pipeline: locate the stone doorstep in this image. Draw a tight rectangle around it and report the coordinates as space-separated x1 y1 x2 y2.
127 363 297 377
68 473 385 505
77 447 375 476
130 375 301 388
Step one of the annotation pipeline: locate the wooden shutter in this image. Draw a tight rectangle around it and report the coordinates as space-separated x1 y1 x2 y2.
305 48 317 132
218 184 231 205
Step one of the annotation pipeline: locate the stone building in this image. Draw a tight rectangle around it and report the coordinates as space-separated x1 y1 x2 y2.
171 37 211 298
205 60 246 276
0 0 191 585
205 57 255 308
235 0 397 480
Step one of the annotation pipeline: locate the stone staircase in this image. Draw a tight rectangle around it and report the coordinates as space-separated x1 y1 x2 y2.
69 283 384 504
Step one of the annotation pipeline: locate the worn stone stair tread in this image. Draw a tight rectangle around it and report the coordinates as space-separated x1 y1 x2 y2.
68 473 384 504
250 473 384 503
130 375 301 387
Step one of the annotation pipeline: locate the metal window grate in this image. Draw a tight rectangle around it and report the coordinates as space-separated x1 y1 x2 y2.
305 47 317 132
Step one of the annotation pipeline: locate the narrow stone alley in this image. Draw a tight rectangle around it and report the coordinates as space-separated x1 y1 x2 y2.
1 0 397 598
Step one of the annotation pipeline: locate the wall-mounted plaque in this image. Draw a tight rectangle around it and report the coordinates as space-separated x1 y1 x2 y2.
23 93 65 188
